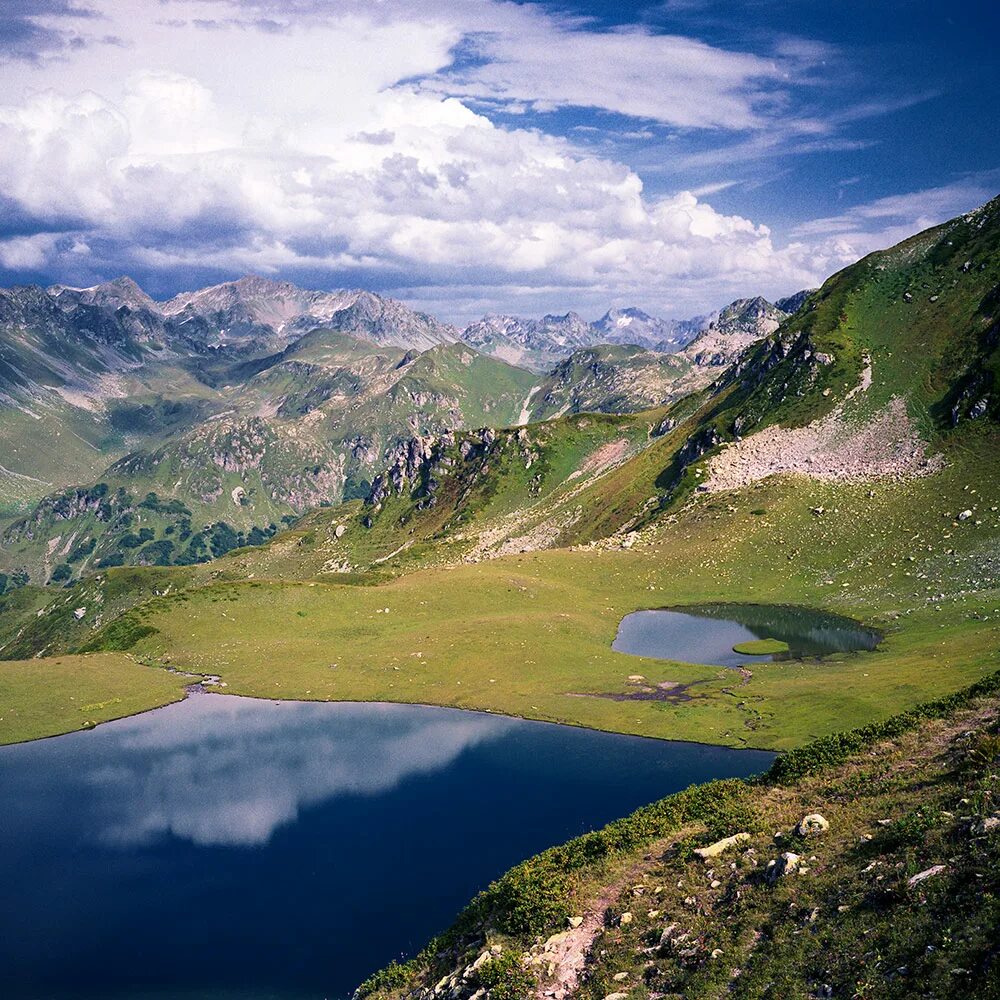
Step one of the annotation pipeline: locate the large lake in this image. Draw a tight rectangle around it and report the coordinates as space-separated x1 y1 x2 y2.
0 693 773 999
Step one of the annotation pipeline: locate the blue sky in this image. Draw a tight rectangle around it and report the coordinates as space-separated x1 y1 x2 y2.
0 0 996 323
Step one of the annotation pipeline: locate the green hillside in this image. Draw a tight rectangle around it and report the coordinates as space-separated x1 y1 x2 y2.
1 196 999 996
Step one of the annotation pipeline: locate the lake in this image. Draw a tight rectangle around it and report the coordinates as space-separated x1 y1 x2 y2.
614 603 882 668
0 692 773 999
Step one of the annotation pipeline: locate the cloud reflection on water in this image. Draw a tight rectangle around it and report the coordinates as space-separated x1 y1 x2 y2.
82 696 514 848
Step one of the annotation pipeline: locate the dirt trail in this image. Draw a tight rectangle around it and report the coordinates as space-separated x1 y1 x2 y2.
532 858 653 999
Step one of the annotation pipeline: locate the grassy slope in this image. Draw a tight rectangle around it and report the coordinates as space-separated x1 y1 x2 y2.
0 652 191 743
359 676 1000 999
77 430 998 753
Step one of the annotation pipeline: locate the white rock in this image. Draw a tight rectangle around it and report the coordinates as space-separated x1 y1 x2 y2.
907 864 947 888
767 852 801 880
796 813 830 836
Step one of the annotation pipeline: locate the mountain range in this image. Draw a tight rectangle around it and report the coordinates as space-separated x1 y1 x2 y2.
0 277 804 586
2 194 1000 998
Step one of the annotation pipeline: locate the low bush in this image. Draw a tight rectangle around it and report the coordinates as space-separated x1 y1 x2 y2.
769 668 1000 782
475 952 536 999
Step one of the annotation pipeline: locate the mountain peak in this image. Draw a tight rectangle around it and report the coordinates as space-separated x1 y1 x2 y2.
49 275 157 313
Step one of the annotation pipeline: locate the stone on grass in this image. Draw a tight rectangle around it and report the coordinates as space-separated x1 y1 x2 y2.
796 813 830 836
694 832 750 859
970 815 1000 836
907 864 947 889
766 852 801 881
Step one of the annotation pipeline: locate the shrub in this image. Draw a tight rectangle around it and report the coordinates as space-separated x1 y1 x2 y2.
355 959 416 995
878 808 942 850
79 614 158 652
67 537 96 563
208 521 240 557
768 668 1000 783
49 563 72 584
489 862 569 935
138 539 175 566
475 952 536 999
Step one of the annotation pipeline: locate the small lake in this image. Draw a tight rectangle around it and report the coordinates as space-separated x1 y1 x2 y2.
614 603 881 668
0 693 773 1000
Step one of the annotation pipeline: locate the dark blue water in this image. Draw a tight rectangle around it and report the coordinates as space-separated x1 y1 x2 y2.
0 693 773 1000
614 603 881 668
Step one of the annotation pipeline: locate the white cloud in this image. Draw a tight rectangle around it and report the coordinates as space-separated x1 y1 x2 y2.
0 232 58 269
84 697 514 847
0 0 989 320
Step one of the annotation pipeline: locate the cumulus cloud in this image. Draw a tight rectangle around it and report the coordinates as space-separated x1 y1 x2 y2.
0 0 987 319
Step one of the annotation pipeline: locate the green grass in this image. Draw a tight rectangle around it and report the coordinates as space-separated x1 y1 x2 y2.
60 435 997 753
0 652 191 745
732 638 790 655
358 671 1000 999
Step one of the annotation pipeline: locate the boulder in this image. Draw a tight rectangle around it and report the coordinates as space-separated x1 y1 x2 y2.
796 813 830 836
694 832 750 859
970 814 1000 836
766 852 801 881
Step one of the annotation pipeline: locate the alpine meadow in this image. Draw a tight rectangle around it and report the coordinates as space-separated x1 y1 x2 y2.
1 2 999 999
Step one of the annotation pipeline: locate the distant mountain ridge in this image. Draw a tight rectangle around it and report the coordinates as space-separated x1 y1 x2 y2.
458 296 808 371
47 275 459 353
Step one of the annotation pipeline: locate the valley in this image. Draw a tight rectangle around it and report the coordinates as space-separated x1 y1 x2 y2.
1 194 999 998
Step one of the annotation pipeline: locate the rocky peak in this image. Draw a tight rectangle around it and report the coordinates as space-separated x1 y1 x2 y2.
49 276 159 314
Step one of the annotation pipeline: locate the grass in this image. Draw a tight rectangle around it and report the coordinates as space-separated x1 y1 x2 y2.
0 652 191 745
62 435 997 753
732 638 790 655
359 671 1000 998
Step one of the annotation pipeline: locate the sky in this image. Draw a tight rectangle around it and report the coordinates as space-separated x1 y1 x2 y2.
0 0 997 324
